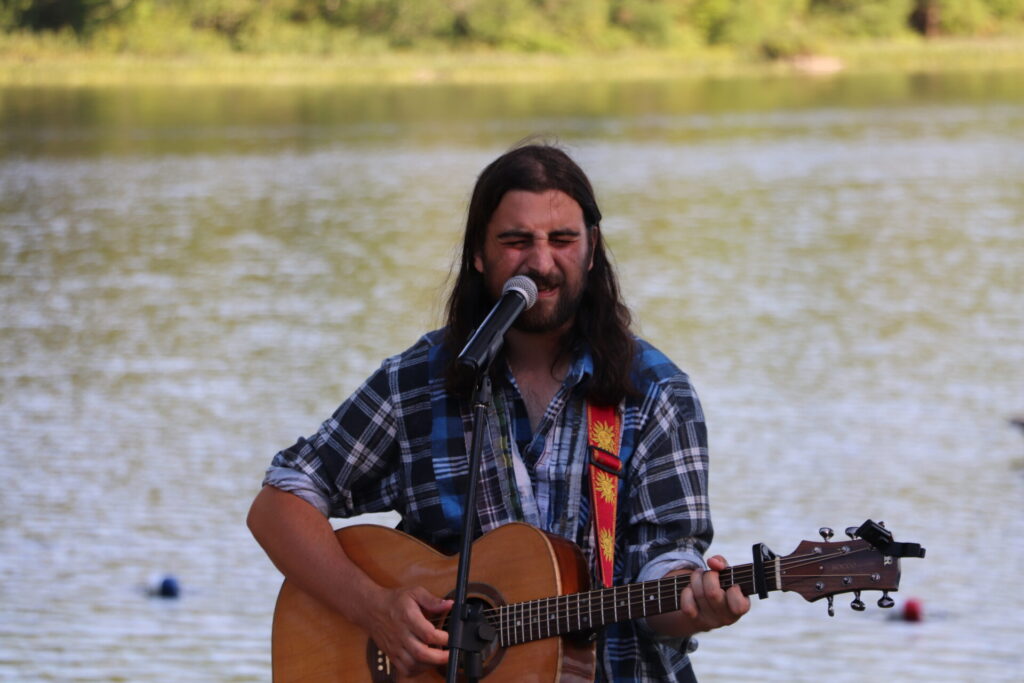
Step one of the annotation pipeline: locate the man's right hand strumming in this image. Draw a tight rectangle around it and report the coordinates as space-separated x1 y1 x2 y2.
360 585 452 677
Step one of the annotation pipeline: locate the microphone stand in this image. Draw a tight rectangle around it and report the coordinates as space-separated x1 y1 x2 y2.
446 276 535 681
445 361 498 682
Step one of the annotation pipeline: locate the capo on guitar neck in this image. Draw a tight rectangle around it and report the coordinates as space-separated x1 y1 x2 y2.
750 542 778 600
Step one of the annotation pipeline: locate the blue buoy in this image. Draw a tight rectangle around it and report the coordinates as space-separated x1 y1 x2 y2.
148 574 180 599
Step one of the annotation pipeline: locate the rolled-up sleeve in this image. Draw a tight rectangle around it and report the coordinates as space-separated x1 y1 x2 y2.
624 376 712 578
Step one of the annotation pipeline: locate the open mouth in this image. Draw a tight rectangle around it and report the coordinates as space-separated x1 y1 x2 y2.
529 276 562 297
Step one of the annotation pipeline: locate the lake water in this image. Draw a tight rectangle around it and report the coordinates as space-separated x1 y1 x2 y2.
1 71 1023 682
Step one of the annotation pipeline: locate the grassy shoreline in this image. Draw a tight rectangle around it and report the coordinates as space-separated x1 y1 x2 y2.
3 37 1024 87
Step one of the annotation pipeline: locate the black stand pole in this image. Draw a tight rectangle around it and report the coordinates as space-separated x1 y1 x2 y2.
445 373 497 683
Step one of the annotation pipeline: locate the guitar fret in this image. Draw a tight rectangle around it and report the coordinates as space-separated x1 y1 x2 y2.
540 597 546 639
530 598 535 642
524 599 530 643
544 596 553 639
553 596 560 637
561 593 567 635
540 597 547 640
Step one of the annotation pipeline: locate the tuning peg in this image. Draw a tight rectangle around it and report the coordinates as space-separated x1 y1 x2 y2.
826 595 835 617
877 591 895 609
850 590 865 612
818 527 834 541
845 526 859 540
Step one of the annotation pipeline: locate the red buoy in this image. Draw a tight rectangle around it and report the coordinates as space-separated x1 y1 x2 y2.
901 597 923 622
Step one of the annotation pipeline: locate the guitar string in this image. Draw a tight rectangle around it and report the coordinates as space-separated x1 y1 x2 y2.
423 546 879 640
484 545 873 620
477 546 881 643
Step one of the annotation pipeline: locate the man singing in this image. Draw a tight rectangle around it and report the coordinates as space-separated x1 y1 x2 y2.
248 143 749 681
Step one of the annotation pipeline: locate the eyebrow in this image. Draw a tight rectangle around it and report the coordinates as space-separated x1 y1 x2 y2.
496 227 582 240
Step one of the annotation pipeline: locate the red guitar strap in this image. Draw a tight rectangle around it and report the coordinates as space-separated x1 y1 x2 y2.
586 402 622 588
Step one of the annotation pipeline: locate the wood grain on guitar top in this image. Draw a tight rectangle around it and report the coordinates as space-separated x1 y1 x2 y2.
272 523 594 682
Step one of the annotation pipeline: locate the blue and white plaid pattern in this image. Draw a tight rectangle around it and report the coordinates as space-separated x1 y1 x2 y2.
264 329 712 681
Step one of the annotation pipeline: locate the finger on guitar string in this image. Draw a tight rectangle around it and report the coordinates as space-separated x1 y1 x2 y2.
409 586 453 648
370 585 454 676
703 556 750 625
677 556 750 633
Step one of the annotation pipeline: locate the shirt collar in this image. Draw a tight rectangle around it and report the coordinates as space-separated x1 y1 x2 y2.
565 344 594 388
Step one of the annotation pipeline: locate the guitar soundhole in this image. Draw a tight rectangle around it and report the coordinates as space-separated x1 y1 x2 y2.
364 583 506 681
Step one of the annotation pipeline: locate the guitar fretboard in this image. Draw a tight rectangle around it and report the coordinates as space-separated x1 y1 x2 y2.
494 563 758 647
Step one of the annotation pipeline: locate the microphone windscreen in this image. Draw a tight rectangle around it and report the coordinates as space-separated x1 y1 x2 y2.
503 275 538 309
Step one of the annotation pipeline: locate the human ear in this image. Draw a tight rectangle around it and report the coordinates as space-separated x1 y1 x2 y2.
473 251 484 274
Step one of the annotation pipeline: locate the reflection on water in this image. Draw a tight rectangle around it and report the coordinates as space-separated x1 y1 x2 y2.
1 73 1023 682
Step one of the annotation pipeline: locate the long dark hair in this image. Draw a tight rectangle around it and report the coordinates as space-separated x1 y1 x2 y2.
444 144 635 406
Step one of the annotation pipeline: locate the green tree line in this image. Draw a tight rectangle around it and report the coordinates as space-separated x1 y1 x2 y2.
3 0 1024 57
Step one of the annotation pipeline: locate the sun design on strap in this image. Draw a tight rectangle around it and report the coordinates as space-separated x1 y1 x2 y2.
591 420 617 453
599 527 616 562
594 469 617 503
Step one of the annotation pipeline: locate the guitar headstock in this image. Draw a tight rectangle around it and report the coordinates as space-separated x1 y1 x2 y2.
776 520 926 615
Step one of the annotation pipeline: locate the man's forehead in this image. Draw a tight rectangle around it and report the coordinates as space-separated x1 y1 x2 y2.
488 189 585 230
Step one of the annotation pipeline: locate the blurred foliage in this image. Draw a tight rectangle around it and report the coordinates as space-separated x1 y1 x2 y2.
809 0 917 38
2 0 1024 58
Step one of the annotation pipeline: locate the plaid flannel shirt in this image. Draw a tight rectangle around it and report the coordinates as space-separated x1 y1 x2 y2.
264 329 712 681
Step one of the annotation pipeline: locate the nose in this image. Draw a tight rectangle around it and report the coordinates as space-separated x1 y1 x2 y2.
524 241 556 276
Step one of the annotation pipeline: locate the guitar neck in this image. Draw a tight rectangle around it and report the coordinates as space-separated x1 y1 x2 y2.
496 561 760 647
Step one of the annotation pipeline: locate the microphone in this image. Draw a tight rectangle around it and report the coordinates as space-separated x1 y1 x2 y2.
456 275 539 372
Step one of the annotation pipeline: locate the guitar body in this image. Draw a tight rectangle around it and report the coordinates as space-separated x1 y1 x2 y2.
272 523 595 682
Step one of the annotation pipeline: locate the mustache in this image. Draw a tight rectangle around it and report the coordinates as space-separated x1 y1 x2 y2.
521 271 563 290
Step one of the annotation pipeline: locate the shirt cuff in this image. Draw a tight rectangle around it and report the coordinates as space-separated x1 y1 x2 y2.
262 466 331 517
634 549 707 650
637 549 707 584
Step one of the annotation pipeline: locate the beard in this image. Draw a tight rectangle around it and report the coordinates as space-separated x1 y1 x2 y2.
511 270 587 334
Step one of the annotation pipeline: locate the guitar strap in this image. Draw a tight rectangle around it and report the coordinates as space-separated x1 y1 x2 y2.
586 402 622 588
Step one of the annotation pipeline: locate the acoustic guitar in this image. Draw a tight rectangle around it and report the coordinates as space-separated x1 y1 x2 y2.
272 520 925 682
